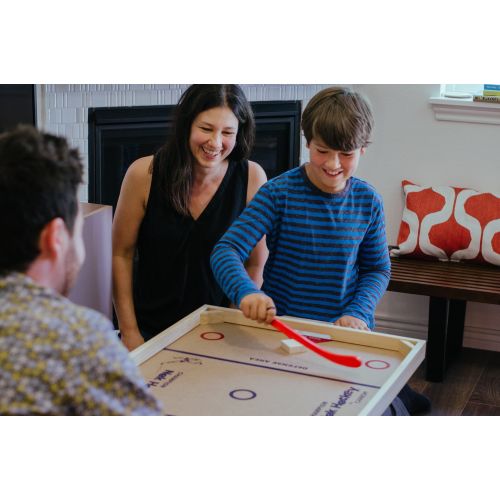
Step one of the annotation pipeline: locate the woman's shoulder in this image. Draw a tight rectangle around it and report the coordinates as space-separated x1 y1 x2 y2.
119 155 155 207
246 160 267 202
127 155 154 178
122 155 154 192
248 160 267 184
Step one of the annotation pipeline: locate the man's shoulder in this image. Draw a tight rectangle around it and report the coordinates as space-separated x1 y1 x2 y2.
28 295 128 371
26 288 114 341
52 300 116 347
59 300 114 331
1 274 112 335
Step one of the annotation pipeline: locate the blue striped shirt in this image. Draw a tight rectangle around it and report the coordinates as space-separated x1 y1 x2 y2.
211 166 390 329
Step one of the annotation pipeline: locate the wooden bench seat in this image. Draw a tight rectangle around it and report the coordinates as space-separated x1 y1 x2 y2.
387 256 500 382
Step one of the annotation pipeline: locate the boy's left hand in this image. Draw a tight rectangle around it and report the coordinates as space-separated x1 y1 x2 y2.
334 315 369 331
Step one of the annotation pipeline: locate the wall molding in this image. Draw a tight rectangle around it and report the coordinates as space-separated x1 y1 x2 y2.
429 97 500 125
375 313 500 352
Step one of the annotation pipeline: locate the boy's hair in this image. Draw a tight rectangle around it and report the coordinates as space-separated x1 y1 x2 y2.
301 86 374 151
0 125 83 274
155 84 255 216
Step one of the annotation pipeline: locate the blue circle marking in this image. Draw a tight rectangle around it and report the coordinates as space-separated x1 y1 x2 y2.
229 389 257 401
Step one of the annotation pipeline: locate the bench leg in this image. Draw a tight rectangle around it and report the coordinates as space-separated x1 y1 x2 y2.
425 298 467 382
446 299 466 358
425 297 449 382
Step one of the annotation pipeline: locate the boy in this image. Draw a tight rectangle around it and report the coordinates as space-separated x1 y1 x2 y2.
211 86 429 415
212 87 388 329
0 126 161 415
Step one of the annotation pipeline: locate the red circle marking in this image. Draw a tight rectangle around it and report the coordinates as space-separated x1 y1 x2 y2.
365 359 390 370
201 331 225 341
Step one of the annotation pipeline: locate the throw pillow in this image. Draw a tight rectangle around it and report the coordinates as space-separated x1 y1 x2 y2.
391 180 500 265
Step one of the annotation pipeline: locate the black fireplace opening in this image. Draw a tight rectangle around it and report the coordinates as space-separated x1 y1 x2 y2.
88 101 301 211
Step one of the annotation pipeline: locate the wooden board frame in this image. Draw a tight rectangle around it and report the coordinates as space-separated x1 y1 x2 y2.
131 305 426 415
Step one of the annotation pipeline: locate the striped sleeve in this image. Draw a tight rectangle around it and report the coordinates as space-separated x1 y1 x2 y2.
211 183 277 307
341 194 391 328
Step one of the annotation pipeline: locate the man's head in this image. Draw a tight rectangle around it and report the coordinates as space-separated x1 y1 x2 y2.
0 126 85 295
301 86 374 151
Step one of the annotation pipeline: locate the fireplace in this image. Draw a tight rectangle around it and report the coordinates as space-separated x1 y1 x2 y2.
87 101 301 210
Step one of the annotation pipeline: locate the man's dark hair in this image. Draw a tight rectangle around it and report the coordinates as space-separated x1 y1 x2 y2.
0 125 83 274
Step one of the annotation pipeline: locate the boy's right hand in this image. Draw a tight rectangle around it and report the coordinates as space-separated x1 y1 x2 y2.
240 293 276 324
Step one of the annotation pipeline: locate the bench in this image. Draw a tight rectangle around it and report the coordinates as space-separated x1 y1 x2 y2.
387 254 500 382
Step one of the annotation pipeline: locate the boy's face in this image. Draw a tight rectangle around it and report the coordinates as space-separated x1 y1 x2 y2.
306 138 364 194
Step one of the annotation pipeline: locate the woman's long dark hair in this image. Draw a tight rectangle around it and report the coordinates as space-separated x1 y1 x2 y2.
153 84 255 216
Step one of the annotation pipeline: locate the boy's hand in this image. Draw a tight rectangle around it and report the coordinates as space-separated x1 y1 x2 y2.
240 293 276 324
333 315 369 331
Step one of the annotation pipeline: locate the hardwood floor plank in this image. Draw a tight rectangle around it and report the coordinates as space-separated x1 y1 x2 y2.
409 348 489 416
408 363 428 394
469 351 500 406
461 402 500 416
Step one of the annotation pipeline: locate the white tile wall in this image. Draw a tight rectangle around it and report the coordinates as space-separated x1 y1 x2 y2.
36 84 332 201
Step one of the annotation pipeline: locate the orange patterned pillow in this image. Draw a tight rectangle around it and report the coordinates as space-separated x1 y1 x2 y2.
391 180 500 265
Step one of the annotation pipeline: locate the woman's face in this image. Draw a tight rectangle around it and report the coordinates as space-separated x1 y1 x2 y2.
189 106 239 171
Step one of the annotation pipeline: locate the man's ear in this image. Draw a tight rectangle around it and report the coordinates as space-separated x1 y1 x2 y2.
38 218 68 261
360 147 366 155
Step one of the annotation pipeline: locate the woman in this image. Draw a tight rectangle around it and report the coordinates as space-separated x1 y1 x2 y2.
112 85 268 350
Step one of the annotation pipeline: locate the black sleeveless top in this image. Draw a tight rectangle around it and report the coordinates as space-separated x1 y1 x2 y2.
134 159 249 339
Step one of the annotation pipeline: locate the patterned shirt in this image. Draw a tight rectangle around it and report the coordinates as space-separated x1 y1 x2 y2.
211 167 391 329
0 272 162 415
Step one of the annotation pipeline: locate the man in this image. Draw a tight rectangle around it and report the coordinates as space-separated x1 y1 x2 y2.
0 126 162 415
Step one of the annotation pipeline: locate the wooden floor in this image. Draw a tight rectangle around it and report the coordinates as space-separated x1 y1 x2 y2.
408 348 500 416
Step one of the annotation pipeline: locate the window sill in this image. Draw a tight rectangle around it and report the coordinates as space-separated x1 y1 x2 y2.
429 97 500 125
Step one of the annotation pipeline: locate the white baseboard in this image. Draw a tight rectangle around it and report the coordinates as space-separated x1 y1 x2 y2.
374 315 427 341
374 314 500 352
462 326 500 352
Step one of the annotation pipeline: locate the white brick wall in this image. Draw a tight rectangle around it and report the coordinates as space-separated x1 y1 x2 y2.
36 84 333 201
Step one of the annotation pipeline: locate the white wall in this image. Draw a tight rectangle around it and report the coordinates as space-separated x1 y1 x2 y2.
353 84 500 350
36 84 500 351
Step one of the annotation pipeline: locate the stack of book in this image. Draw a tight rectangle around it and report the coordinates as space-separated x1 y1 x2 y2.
473 85 500 103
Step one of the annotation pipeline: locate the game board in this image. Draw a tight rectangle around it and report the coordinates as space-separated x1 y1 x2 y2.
131 306 425 415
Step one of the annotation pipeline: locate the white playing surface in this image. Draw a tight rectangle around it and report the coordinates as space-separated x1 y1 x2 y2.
139 321 405 416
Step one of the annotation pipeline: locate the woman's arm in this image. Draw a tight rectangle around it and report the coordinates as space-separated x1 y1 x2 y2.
112 156 153 351
244 160 268 288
